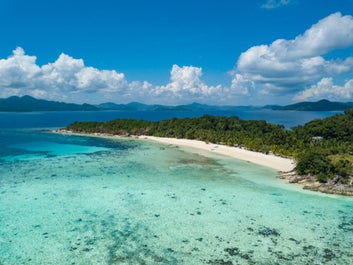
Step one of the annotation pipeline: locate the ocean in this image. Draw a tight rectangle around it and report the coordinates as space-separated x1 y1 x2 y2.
0 110 352 264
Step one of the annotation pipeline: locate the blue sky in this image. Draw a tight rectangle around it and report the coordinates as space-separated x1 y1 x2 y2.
0 0 353 105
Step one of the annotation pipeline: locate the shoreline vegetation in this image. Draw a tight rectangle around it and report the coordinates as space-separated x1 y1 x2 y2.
59 112 353 196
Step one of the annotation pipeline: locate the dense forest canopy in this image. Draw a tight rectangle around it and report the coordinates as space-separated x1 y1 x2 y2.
66 110 353 185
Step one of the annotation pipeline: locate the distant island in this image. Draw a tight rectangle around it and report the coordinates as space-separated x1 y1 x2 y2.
1 95 353 112
264 99 353 111
0 95 98 112
63 111 353 196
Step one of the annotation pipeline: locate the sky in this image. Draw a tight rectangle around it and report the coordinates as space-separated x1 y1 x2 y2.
0 0 353 105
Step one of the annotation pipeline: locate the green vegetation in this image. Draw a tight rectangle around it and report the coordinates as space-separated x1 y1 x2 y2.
292 109 353 183
67 110 353 184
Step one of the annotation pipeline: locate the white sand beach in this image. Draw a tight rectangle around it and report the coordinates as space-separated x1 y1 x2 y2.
56 130 295 172
138 136 296 172
59 131 353 195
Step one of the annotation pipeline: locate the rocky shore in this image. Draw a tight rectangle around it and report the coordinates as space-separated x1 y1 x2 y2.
279 171 353 196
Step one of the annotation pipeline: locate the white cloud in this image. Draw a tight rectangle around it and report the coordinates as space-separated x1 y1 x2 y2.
75 67 127 93
294 78 353 101
0 47 40 89
40 53 85 92
261 0 291 9
154 64 223 104
0 49 224 104
230 74 254 95
277 12 353 58
41 53 128 94
156 65 208 95
234 12 353 96
0 47 131 101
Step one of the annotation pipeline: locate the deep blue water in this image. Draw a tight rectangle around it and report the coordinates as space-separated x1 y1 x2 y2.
0 109 341 129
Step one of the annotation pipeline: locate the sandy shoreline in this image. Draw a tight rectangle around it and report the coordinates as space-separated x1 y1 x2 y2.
53 130 353 196
137 136 296 172
55 130 295 172
136 137 353 196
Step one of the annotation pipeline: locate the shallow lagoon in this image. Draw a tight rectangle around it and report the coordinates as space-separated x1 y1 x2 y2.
0 130 353 264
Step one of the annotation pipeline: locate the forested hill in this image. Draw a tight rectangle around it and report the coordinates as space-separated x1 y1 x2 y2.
0 96 98 111
66 110 353 194
67 115 293 154
264 99 353 111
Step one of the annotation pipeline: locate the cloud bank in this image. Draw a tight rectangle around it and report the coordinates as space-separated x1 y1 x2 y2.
1 13 353 104
232 12 353 101
0 47 129 102
0 47 222 104
0 47 226 104
295 78 353 101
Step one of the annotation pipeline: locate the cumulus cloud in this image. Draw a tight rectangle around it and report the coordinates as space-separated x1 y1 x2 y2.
230 74 254 96
40 53 129 95
0 47 39 90
261 0 291 9
3 11 353 107
154 65 222 104
0 48 224 104
0 47 133 101
294 78 353 101
233 12 353 98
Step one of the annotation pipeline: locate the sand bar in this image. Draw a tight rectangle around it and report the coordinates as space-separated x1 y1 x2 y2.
138 136 296 172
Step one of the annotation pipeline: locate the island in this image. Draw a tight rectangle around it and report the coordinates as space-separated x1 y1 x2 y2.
61 110 353 196
0 95 99 112
264 99 353 111
2 95 353 112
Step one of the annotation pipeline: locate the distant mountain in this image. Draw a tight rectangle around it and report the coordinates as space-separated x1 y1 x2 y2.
174 102 257 111
0 96 98 112
97 102 181 111
0 96 256 112
264 99 353 111
2 96 352 112
97 102 152 111
97 101 257 111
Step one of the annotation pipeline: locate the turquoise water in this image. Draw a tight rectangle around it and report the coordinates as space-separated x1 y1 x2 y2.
0 130 353 264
